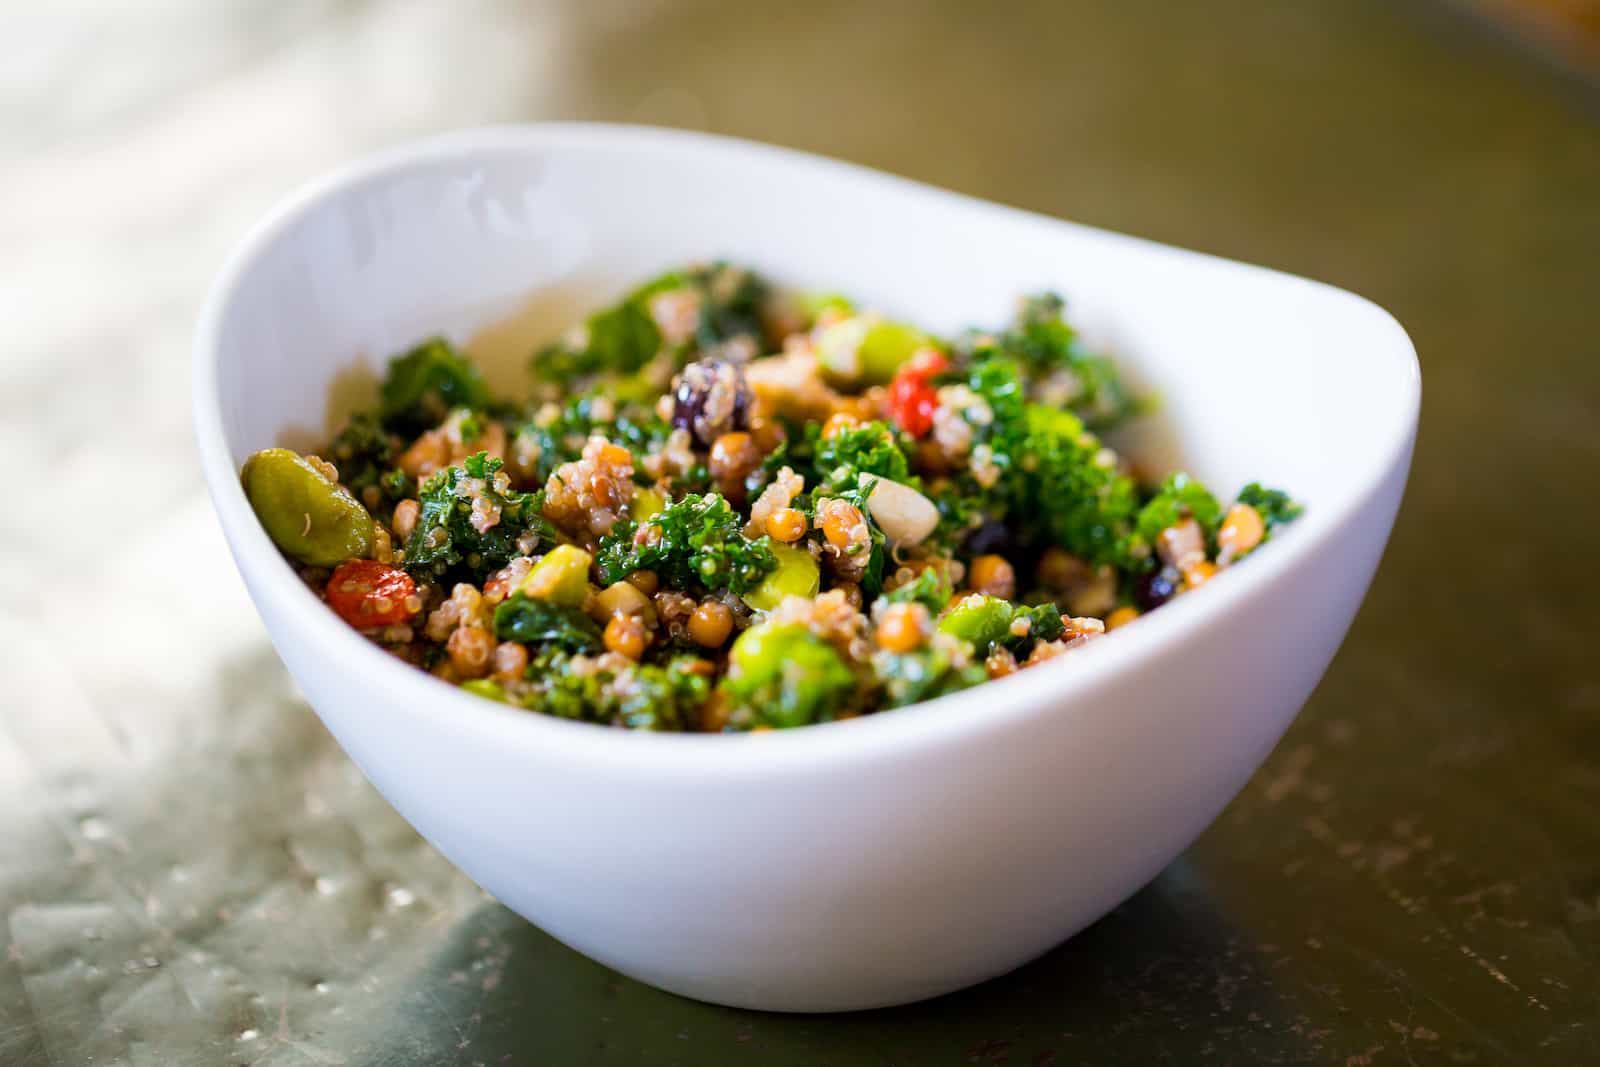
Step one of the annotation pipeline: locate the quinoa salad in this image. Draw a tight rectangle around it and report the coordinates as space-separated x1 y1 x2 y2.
241 263 1302 732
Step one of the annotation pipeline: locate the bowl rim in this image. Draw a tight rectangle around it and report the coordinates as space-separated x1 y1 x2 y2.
193 121 1420 778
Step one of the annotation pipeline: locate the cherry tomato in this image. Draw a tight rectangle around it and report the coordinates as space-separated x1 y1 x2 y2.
886 349 950 438
325 559 418 628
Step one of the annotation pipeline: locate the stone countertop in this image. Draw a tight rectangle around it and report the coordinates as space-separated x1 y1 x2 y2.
1 1 1595 1063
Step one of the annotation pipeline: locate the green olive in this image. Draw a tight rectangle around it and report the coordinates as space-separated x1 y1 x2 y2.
241 448 374 566
740 543 820 611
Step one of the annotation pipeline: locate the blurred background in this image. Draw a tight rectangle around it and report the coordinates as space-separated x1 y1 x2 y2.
1 1 1596 1064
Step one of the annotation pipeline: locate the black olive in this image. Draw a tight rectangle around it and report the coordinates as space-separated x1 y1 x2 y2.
1134 567 1178 611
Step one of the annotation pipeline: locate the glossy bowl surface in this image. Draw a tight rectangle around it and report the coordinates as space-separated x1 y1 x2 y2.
194 123 1419 1012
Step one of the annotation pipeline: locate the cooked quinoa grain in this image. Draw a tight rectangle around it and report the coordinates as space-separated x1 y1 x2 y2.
243 264 1302 731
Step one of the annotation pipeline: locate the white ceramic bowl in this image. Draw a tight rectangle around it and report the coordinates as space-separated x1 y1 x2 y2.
194 124 1419 1013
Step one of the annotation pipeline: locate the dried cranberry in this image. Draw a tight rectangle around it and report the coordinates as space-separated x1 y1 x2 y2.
1134 567 1179 611
671 359 750 445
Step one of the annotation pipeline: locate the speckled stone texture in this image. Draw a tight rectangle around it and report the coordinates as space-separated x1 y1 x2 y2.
1 0 1596 1063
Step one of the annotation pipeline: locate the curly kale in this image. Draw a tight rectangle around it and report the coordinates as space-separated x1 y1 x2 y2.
664 262 769 355
812 420 913 492
595 492 776 594
959 293 1139 430
492 594 602 654
1008 601 1067 648
403 452 555 582
531 263 770 388
379 337 492 435
1132 472 1223 548
519 649 708 731
960 359 1141 568
532 301 661 387
616 656 713 731
1236 483 1304 533
326 413 413 515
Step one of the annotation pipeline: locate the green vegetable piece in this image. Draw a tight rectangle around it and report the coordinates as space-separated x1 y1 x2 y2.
242 448 374 567
723 622 855 729
460 679 507 703
595 492 777 594
325 413 410 515
816 316 928 385
796 291 855 322
858 320 928 384
632 486 667 522
816 317 870 384
403 452 553 582
813 420 910 490
518 544 593 607
493 594 603 653
516 648 704 730
1135 472 1223 544
741 543 821 611
584 302 661 377
937 594 1015 654
935 595 1064 657
958 293 1139 431
379 337 491 435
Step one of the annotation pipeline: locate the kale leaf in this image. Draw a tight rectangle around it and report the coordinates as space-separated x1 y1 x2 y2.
1132 472 1223 546
532 302 661 386
518 649 707 731
492 594 602 653
812 420 913 492
326 412 412 514
379 337 491 435
403 452 555 581
1236 483 1305 533
962 358 1141 568
530 262 770 389
1007 601 1067 648
595 492 777 594
883 565 953 615
959 293 1139 430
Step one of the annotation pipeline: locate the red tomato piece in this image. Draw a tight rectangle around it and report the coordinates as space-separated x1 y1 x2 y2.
887 374 938 437
887 349 950 438
325 559 419 628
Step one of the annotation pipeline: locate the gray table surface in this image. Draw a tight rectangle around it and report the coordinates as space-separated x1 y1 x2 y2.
2 1 1596 1063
